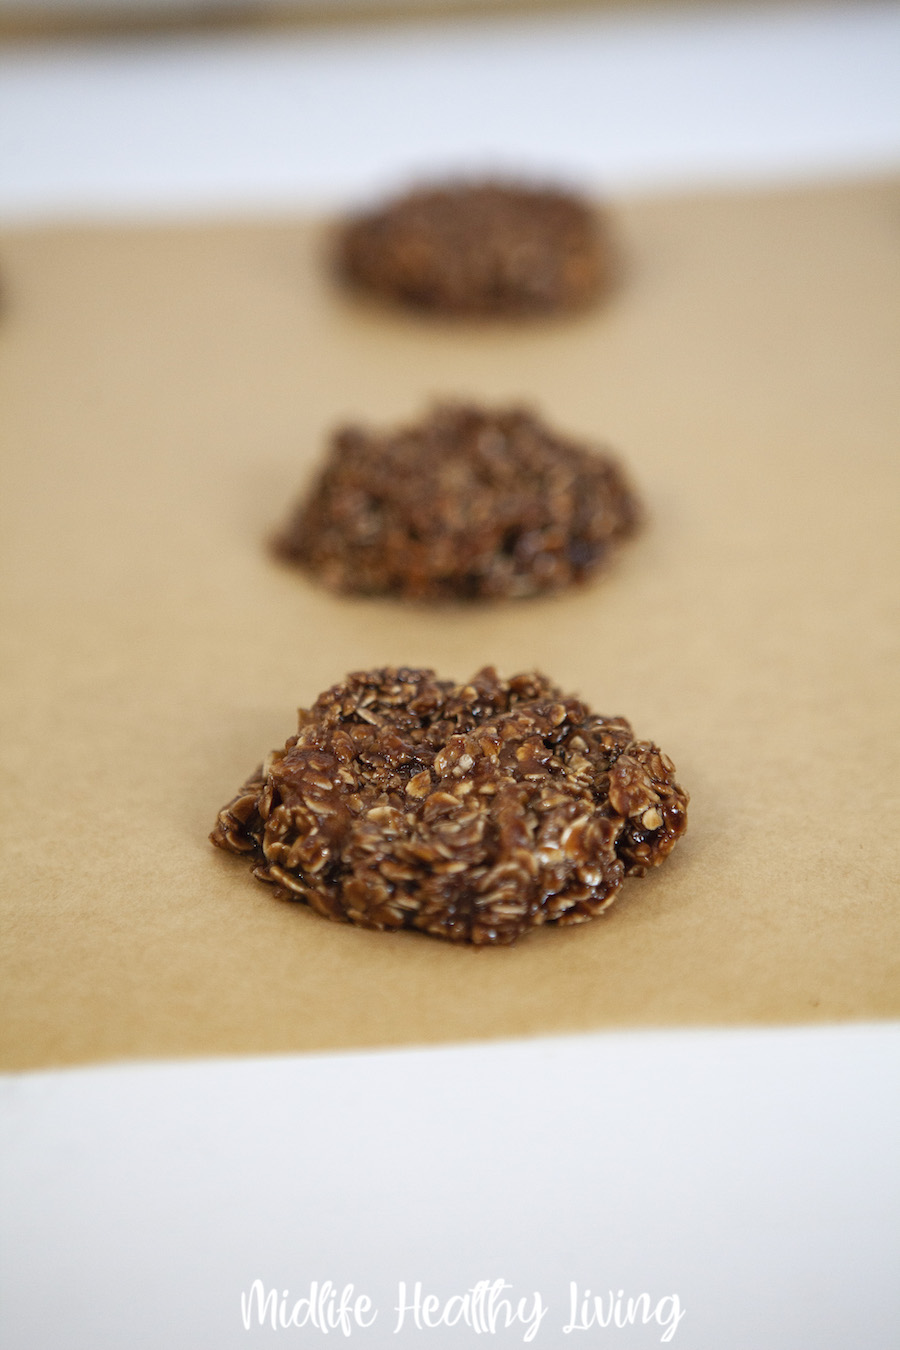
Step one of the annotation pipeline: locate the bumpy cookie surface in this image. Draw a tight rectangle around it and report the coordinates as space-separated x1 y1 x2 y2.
274 404 640 601
211 667 688 945
337 181 613 316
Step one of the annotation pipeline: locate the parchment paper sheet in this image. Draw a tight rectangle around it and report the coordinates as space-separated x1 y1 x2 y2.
2 178 898 1070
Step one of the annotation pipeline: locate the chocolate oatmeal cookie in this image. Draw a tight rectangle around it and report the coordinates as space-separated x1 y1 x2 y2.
274 404 640 601
337 180 613 316
211 667 688 945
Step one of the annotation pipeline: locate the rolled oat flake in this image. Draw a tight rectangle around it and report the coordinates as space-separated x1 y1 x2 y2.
211 667 688 945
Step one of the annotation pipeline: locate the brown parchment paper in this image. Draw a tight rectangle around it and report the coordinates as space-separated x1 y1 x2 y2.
1 178 898 1071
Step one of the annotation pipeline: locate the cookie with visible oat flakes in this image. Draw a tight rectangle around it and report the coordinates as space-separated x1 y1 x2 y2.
273 403 640 602
211 667 688 945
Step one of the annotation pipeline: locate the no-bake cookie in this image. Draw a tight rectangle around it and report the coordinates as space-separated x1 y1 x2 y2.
211 667 688 945
273 403 640 601
337 180 613 316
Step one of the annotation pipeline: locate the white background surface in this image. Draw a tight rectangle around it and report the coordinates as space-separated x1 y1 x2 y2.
1 4 899 1347
3 1026 900 1348
1 1 900 220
